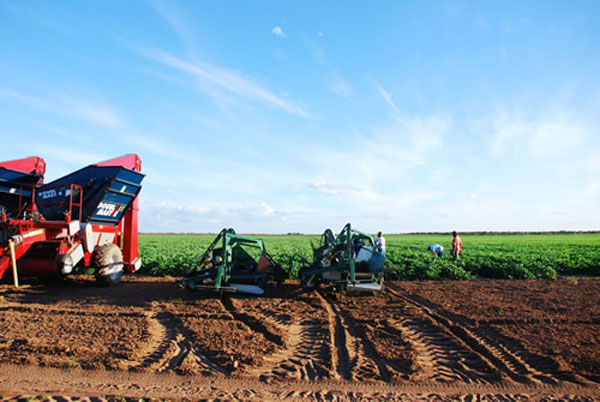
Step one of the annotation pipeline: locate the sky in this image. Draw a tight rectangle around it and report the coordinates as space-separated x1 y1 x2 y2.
0 0 599 233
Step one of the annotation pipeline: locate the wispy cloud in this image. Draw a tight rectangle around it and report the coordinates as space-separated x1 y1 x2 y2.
150 0 194 48
143 3 307 117
139 50 310 118
307 178 443 209
141 198 323 233
0 88 122 127
306 179 361 196
491 110 587 157
304 37 353 98
372 79 399 115
0 87 212 167
271 26 287 38
326 71 353 98
301 108 451 213
372 79 447 163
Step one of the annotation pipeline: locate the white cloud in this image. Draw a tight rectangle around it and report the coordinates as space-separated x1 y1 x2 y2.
589 158 600 172
271 26 287 38
140 50 310 118
325 71 353 98
72 102 121 127
0 88 121 127
585 179 600 196
491 110 587 157
300 109 451 217
307 177 443 208
307 179 361 196
150 0 196 50
304 38 353 98
372 79 399 115
140 198 323 233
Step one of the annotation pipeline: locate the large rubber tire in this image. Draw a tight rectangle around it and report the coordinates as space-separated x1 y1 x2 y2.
93 243 124 286
299 266 320 291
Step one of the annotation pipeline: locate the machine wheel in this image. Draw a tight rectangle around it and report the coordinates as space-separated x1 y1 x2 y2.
93 243 124 286
299 266 320 291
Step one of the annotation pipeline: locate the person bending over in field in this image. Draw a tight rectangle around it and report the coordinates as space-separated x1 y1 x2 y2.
451 231 462 259
427 244 444 257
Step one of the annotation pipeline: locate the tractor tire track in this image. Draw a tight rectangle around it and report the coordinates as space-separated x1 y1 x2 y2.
131 311 227 375
387 316 500 384
238 301 333 382
315 291 350 380
220 296 284 347
315 291 390 382
386 284 563 385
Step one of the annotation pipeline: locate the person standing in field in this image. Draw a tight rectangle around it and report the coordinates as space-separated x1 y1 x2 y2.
427 244 444 257
376 231 386 257
451 231 462 259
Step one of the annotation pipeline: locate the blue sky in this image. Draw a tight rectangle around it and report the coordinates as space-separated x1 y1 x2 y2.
1 1 599 233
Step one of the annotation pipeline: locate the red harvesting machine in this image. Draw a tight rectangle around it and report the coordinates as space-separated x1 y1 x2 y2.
0 154 144 285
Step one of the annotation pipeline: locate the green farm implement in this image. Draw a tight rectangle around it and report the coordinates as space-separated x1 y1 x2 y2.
298 223 385 295
178 228 287 295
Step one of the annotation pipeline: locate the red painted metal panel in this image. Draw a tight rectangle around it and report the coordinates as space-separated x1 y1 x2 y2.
94 154 141 172
122 196 139 272
92 154 141 272
0 156 46 178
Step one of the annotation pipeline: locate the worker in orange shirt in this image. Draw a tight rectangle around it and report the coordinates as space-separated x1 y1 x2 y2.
451 231 462 260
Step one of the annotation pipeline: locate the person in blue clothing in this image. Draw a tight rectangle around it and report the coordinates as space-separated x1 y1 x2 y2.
427 244 444 257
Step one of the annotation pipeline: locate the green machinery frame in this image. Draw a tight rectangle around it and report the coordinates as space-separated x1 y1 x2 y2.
179 228 286 294
299 223 385 294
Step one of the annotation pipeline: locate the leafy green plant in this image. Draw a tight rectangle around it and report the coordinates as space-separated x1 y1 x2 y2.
138 233 600 281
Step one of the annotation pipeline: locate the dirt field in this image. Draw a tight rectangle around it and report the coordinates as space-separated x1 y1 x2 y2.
0 276 599 401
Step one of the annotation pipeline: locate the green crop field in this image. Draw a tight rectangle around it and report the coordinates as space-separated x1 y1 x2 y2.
138 233 600 281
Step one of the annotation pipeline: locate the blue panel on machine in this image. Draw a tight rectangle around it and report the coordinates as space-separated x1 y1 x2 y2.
35 165 144 225
0 167 39 218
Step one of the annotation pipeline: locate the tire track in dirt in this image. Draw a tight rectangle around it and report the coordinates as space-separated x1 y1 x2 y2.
387 316 500 384
315 291 390 382
386 284 562 385
230 298 333 382
315 291 350 380
219 296 284 347
130 311 227 375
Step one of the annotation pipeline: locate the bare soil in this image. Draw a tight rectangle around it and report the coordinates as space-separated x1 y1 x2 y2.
0 276 599 401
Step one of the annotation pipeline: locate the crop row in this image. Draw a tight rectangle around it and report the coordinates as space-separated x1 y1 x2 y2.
138 233 600 280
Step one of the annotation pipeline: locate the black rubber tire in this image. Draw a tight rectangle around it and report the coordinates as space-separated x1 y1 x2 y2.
93 243 124 286
299 266 320 291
